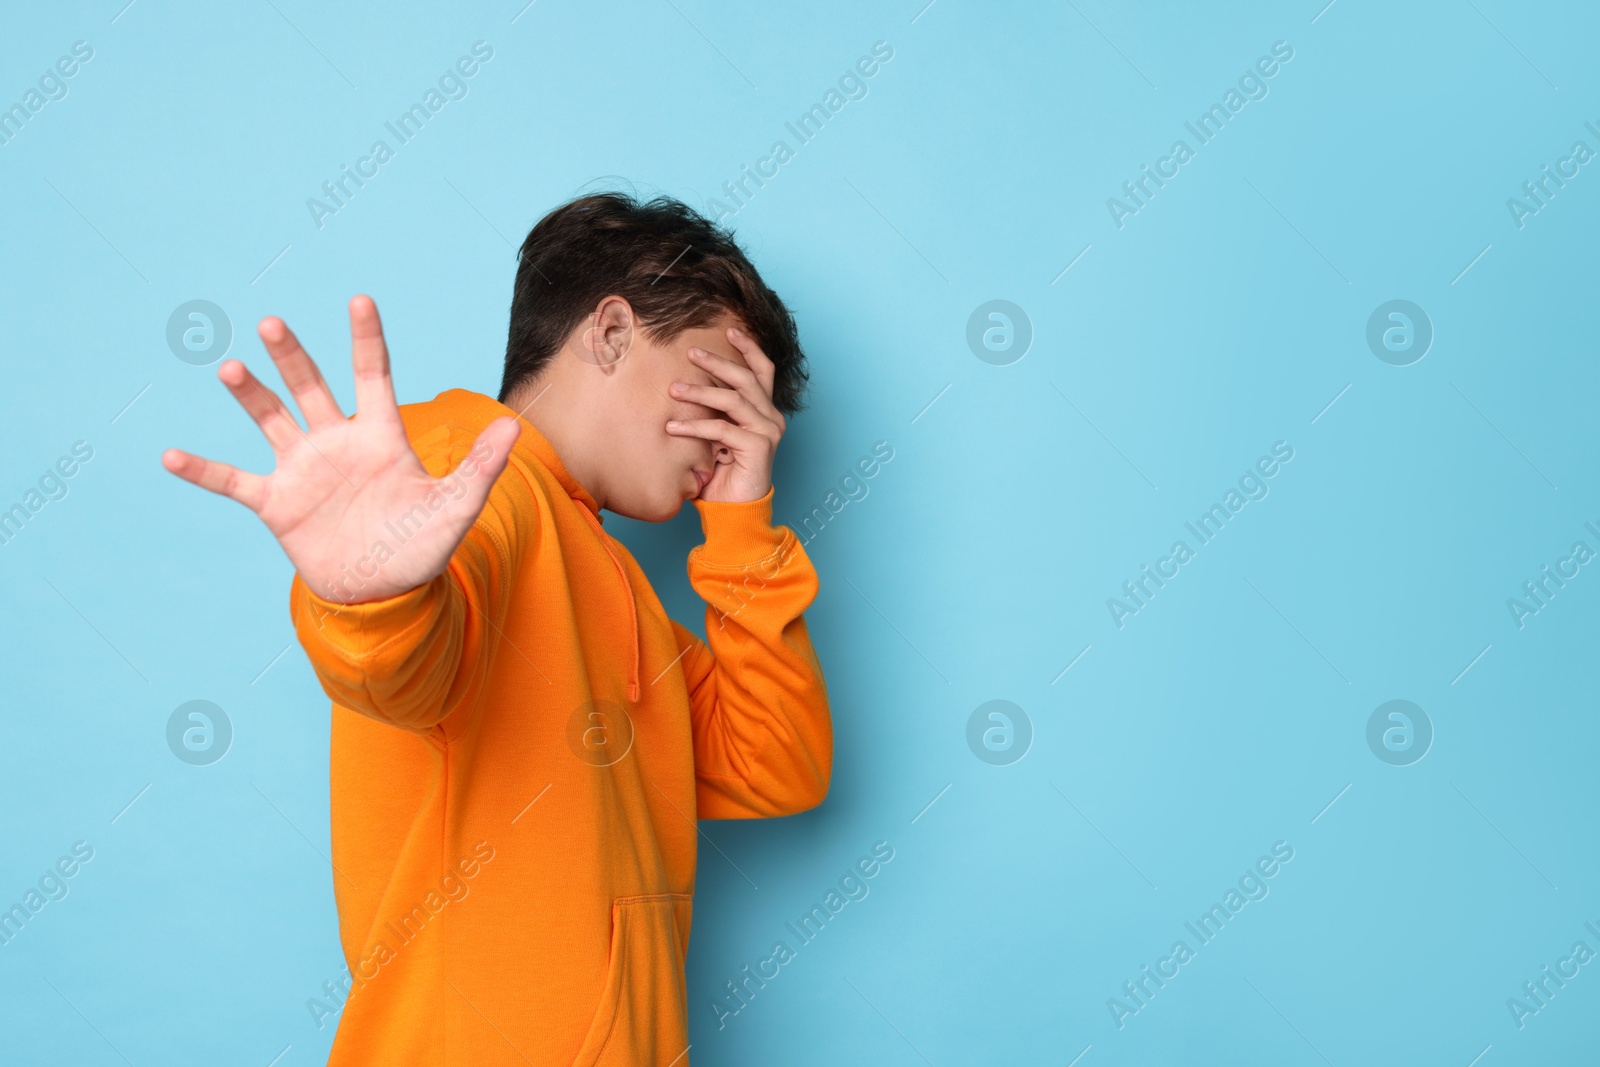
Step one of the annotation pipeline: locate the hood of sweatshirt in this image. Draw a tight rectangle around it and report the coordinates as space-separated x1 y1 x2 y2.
436 387 643 702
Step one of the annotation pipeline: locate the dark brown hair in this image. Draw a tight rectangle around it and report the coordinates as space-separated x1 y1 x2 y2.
498 191 809 415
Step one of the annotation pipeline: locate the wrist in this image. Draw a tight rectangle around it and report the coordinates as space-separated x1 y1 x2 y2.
293 569 442 629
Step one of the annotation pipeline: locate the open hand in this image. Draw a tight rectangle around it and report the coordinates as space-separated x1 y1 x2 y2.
162 296 522 605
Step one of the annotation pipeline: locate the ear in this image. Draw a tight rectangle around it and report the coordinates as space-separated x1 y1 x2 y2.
573 295 634 372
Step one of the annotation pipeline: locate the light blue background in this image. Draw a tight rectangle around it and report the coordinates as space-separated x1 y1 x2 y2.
2 0 1597 1063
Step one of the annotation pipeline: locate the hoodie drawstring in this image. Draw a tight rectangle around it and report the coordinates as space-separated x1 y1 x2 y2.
576 506 641 703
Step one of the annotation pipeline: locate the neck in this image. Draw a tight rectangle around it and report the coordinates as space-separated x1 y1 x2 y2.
505 374 609 510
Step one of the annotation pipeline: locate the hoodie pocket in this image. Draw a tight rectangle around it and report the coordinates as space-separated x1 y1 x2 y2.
570 893 693 1067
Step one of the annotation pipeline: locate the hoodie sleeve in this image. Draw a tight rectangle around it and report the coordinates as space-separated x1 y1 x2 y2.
287 424 533 740
678 485 833 819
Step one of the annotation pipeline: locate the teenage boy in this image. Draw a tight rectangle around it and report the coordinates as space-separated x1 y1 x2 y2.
163 193 833 1065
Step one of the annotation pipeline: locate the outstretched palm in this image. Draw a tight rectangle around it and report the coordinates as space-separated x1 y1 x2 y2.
162 296 521 605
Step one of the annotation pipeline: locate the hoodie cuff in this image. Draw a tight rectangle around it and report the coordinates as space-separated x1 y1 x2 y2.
690 485 788 567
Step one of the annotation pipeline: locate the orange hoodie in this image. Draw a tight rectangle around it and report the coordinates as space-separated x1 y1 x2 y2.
287 387 832 1066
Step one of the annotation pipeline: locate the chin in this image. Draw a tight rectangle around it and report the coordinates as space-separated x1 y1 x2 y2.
652 496 687 522
612 492 685 524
